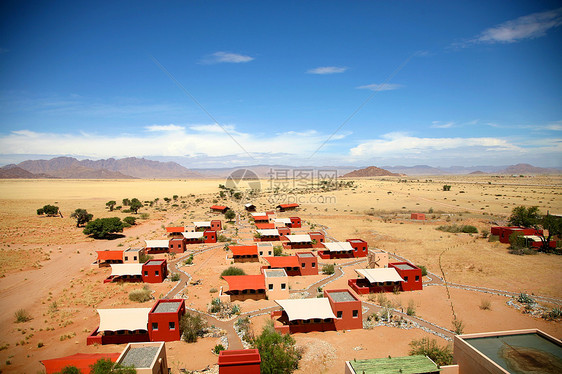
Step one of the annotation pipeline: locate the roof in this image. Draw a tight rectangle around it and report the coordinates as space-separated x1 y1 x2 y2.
251 212 267 217
166 226 184 233
223 275 265 291
193 221 211 227
285 234 312 243
392 263 417 271
264 269 288 278
124 247 142 253
327 290 356 302
245 203 256 208
230 245 258 256
323 242 354 252
278 203 299 208
211 205 228 210
257 229 279 236
264 256 300 268
97 250 124 261
273 218 292 224
356 268 404 283
41 353 121 374
182 231 204 239
256 222 275 229
218 349 261 366
97 308 151 332
348 355 440 374
110 264 143 277
152 301 182 313
144 240 169 248
119 345 160 368
297 252 315 258
145 259 165 266
253 215 269 221
275 298 336 321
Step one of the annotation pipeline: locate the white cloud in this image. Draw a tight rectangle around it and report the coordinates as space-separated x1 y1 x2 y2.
472 7 562 44
201 51 254 64
307 66 348 74
356 83 403 91
350 132 521 157
145 124 185 132
431 121 455 129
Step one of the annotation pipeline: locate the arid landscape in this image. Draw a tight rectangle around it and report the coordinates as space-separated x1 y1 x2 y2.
0 174 560 373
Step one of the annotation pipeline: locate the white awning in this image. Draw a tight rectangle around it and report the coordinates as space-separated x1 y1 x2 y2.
97 308 151 332
110 264 143 277
251 212 267 217
182 231 204 239
285 234 311 243
193 221 211 227
257 229 279 236
245 203 255 208
355 268 403 283
275 299 336 321
522 235 542 242
144 240 169 248
273 218 292 224
323 242 354 252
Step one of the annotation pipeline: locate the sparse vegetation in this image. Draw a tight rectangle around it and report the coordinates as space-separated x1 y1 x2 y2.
170 273 180 281
221 266 245 278
409 337 453 366
436 224 478 234
214 344 225 354
180 312 207 343
273 245 283 256
37 204 59 216
417 265 428 276
123 216 137 225
14 309 31 323
70 208 93 227
128 286 152 303
479 299 491 310
83 217 124 239
252 321 303 374
322 263 335 275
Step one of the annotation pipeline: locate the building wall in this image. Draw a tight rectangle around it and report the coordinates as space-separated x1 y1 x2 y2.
123 249 144 263
146 247 168 254
317 250 354 259
325 290 363 330
285 242 313 250
297 254 318 276
265 275 289 300
117 342 168 374
348 279 399 294
389 262 423 291
142 261 168 283
289 217 301 228
368 250 388 268
233 255 259 263
211 220 222 231
218 350 261 374
411 213 426 220
168 238 185 254
87 328 150 345
228 290 266 302
494 227 543 244
148 301 184 342
309 232 325 248
347 239 368 258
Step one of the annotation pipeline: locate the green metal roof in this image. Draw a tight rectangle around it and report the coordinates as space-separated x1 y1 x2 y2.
349 355 440 374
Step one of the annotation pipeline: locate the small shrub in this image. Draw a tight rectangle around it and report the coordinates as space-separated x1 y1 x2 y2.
517 293 535 305
209 288 218 293
452 318 464 335
181 312 207 343
479 299 491 310
37 341 44 348
488 235 499 242
221 266 245 278
409 337 453 366
14 309 31 323
322 264 335 275
417 265 428 276
184 254 194 265
214 344 225 354
123 216 137 225
273 246 283 256
542 307 562 321
129 287 152 303
406 300 416 316
170 273 181 282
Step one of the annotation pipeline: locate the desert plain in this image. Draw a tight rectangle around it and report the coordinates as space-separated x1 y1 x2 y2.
0 174 561 373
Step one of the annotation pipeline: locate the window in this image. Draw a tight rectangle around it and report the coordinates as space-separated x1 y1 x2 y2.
144 271 148 276
281 283 286 289
312 263 316 268
302 263 306 268
133 256 137 261
314 318 321 323
269 284 274 290
152 323 158 331
337 311 343 318
353 310 359 317
259 251 263 255
404 276 408 282
169 322 175 330
124 256 129 261
155 270 159 276
415 275 420 281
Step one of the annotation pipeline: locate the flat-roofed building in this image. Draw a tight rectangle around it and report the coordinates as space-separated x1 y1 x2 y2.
264 269 289 300
218 349 261 374
115 342 168 374
148 299 185 342
349 268 404 294
257 242 274 257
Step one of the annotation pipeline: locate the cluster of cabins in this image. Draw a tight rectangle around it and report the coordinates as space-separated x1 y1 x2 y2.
491 225 556 248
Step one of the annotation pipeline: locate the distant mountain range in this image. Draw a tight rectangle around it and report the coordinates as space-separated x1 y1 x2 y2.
0 157 559 179
342 166 401 177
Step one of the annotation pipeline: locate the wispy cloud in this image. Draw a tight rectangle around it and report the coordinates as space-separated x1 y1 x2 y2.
457 7 562 47
307 66 348 74
431 121 455 129
200 51 254 64
145 124 185 132
356 83 403 91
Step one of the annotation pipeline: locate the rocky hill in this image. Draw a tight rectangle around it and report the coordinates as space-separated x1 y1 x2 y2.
0 165 55 179
498 163 558 175
342 166 401 178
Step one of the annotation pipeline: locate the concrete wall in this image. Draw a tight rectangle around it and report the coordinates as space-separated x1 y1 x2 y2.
264 274 289 300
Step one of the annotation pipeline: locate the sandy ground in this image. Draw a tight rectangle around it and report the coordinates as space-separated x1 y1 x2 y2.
0 176 560 373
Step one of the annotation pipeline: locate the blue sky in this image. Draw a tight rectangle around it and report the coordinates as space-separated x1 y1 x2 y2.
0 1 561 168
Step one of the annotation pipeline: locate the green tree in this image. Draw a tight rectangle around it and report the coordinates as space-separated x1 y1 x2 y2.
409 337 453 366
225 209 236 221
41 204 59 216
83 217 124 239
56 366 82 374
129 198 143 214
90 358 136 374
252 322 303 374
541 213 562 249
273 246 283 256
508 206 541 228
106 200 116 211
70 209 93 227
180 312 207 343
37 208 44 215
123 216 137 226
122 198 131 206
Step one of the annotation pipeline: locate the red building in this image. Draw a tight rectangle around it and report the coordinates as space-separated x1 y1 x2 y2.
194 220 222 231
218 349 261 374
389 262 423 291
95 250 124 266
182 230 217 244
282 234 313 250
491 226 544 244
318 239 368 259
255 229 281 242
263 252 318 276
211 205 229 214
310 231 325 248
142 259 168 283
148 299 185 342
277 203 299 212
253 215 270 224
41 353 121 374
347 239 368 257
230 245 259 262
166 226 185 237
255 222 275 229
222 274 266 301
271 289 362 334
289 217 302 228
411 213 426 220
169 237 186 253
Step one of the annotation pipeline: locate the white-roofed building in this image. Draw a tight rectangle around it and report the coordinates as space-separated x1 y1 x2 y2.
144 240 169 254
255 229 280 242
349 264 424 294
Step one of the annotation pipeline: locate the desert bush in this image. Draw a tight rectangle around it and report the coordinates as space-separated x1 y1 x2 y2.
417 265 428 276
273 246 283 256
217 234 229 242
90 358 136 373
221 266 245 278
406 300 416 316
517 293 535 305
479 299 491 310
129 287 151 303
409 337 453 366
542 307 562 321
83 217 124 239
170 273 180 282
139 252 153 263
436 225 477 234
123 216 137 225
442 185 451 191
322 264 335 275
181 312 207 343
209 288 218 293
252 321 303 374
452 318 464 335
14 309 31 323
214 344 225 354
509 231 526 250
70 209 93 227
184 254 194 265
488 235 499 242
